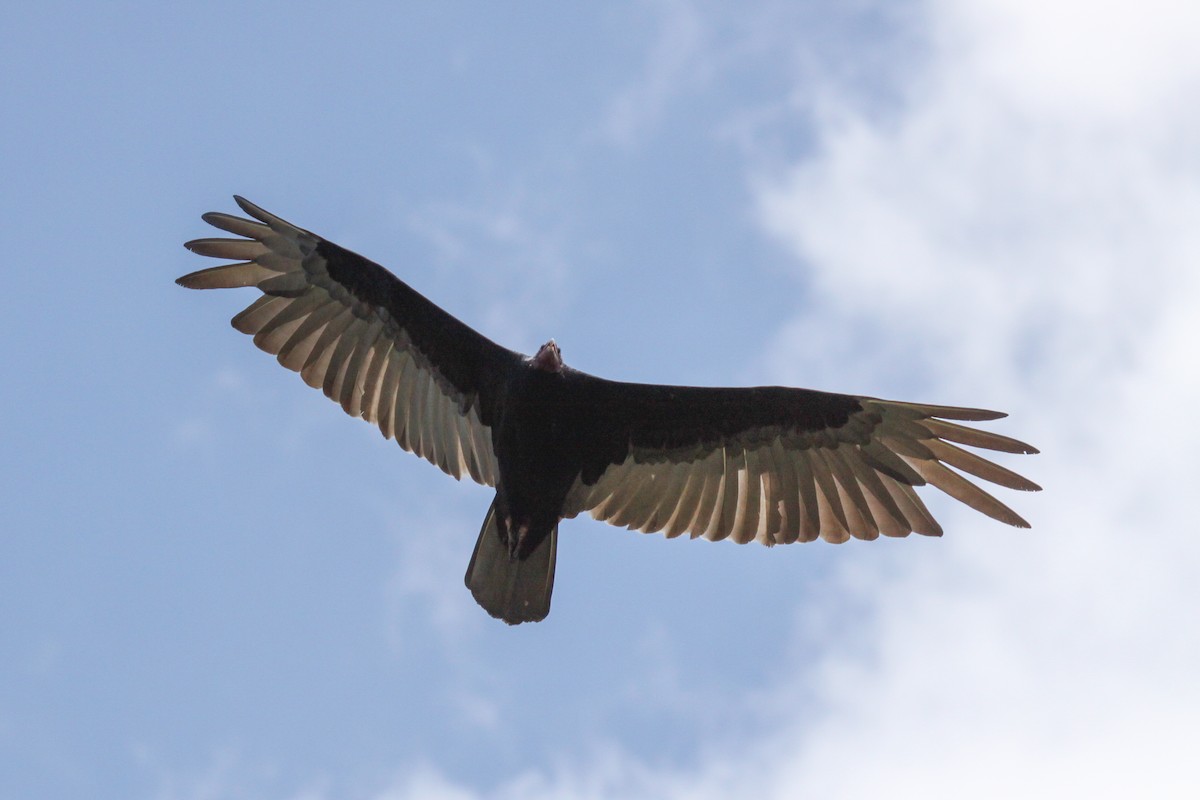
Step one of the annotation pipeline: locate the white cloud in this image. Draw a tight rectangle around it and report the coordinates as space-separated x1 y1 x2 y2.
937 0 1200 121
601 0 706 147
360 1 1200 797
373 766 478 800
748 0 1200 795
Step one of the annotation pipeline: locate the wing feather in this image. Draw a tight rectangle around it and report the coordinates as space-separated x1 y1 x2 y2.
184 238 270 261
764 441 794 544
359 338 392 425
807 448 850 535
642 462 690 534
751 445 782 545
712 447 743 543
255 290 327 348
392 352 417 449
422 368 441 462
735 448 763 545
389 350 413 447
923 438 1042 491
811 453 851 544
693 451 726 541
609 462 667 532
468 407 497 485
199 211 272 240
276 303 342 370
177 262 280 289
902 457 1031 528
791 449 822 543
300 308 355 387
919 418 1038 454
376 350 400 442
230 295 286 334
663 461 707 538
820 448 878 539
341 318 384 417
323 319 364 399
844 448 908 532
454 405 482 483
882 473 943 537
859 439 925 485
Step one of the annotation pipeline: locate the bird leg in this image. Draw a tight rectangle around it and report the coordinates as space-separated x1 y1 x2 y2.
503 515 530 560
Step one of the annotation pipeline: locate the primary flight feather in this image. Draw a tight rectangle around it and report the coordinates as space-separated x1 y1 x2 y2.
179 197 1040 624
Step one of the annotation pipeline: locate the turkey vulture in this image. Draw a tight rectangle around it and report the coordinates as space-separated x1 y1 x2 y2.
178 197 1040 625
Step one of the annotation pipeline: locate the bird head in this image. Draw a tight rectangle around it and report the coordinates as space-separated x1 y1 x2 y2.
530 339 563 373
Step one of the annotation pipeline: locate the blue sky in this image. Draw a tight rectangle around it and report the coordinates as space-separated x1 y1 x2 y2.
4 2 1199 798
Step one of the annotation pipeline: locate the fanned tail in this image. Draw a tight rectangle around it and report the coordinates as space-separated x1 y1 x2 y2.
465 500 557 624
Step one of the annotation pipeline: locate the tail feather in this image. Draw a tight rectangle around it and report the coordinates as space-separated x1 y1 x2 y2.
464 501 557 624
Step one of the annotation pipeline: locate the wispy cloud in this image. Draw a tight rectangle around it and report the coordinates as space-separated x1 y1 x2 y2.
384 510 486 653
402 190 574 352
600 0 706 148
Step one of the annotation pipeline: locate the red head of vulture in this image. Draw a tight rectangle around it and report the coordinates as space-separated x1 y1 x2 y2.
178 197 1040 625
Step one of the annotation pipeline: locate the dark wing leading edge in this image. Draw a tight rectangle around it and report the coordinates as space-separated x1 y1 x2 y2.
178 196 522 485
561 380 1040 545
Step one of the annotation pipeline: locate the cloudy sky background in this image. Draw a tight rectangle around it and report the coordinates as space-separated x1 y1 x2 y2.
3 1 1198 797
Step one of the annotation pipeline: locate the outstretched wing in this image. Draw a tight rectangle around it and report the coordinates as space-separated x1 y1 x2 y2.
562 379 1040 545
178 196 520 485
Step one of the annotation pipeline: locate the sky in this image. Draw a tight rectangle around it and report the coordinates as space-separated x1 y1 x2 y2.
3 1 1199 797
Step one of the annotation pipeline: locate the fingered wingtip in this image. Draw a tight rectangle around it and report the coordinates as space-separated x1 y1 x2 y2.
230 195 295 231
233 195 256 214
233 195 266 219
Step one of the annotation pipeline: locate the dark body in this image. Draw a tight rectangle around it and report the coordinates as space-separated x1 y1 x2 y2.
179 197 1039 624
466 357 868 622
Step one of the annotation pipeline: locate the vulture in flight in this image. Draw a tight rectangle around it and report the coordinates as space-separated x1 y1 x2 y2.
178 197 1040 625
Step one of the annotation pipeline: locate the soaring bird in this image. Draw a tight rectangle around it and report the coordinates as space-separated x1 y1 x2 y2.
178 197 1040 625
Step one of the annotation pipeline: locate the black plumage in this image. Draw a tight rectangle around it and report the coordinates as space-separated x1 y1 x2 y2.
178 197 1041 625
